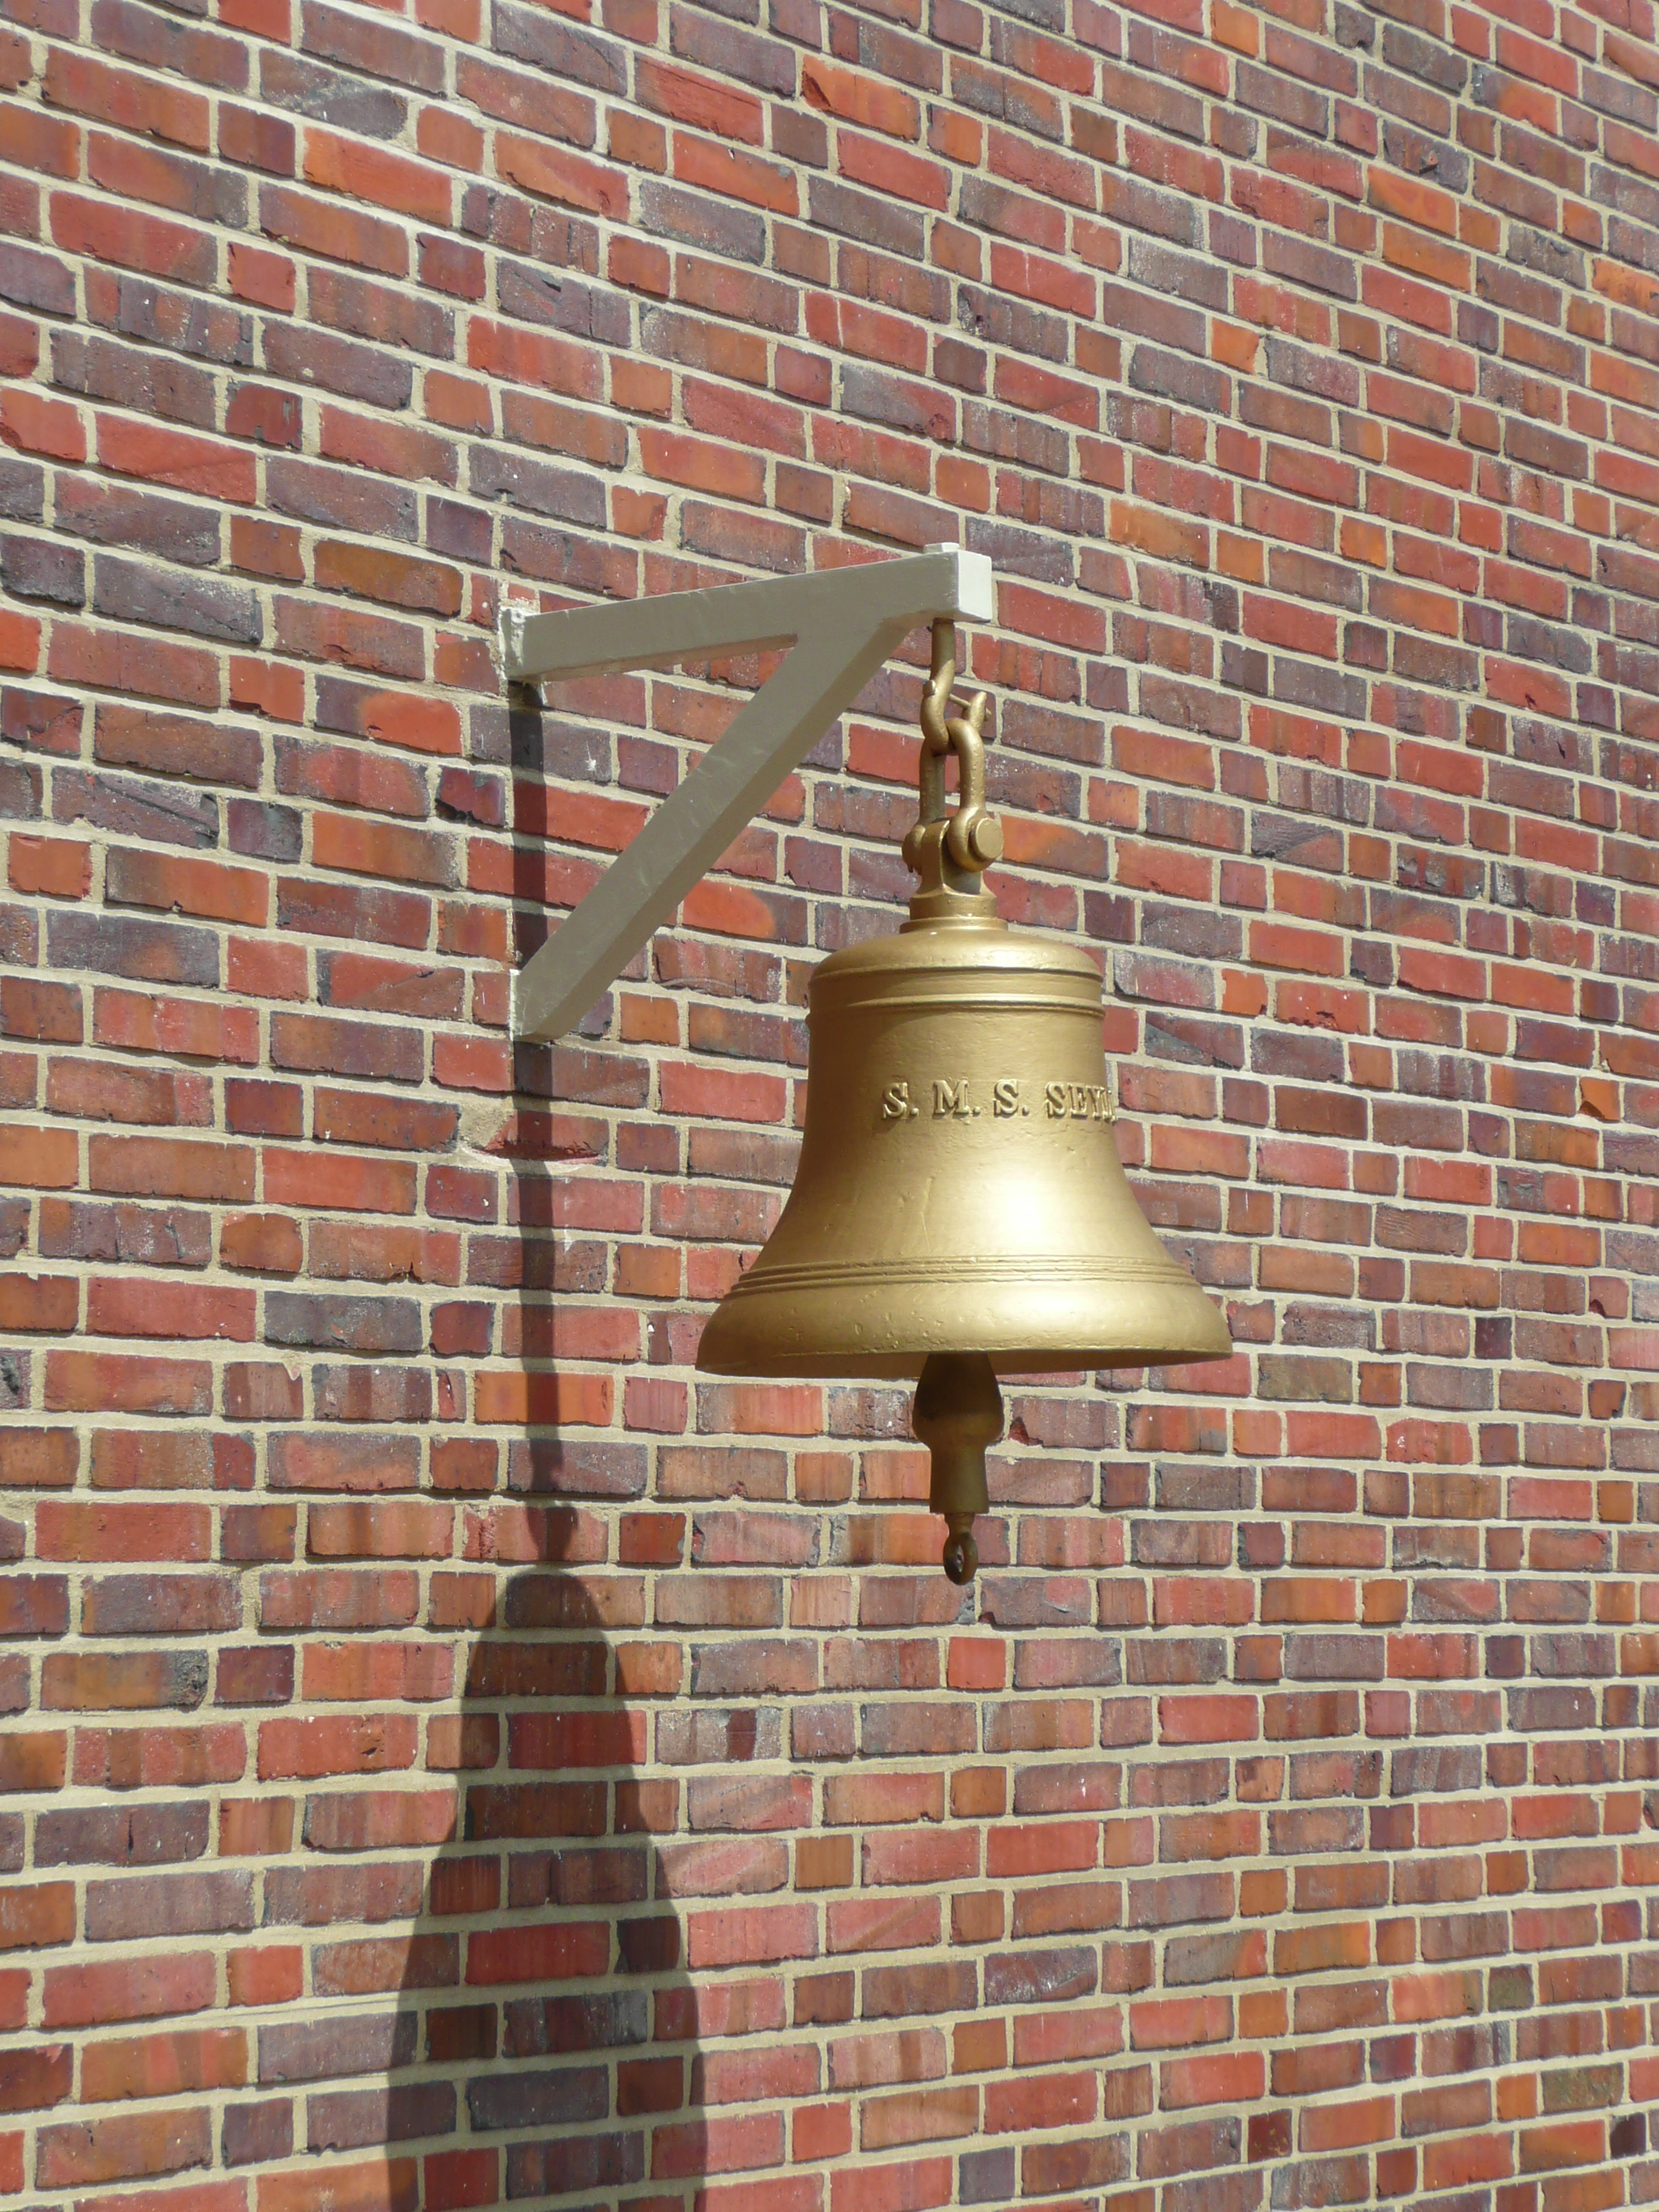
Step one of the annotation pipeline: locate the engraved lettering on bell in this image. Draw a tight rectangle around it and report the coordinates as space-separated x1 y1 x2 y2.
1046 1081 1115 1123
698 617 1232 1587
881 1076 1111 1127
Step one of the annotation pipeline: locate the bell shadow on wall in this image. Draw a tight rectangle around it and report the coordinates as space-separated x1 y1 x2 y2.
392 684 707 2206
392 1489 706 2208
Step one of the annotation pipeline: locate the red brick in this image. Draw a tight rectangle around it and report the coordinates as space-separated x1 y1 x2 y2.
257 2159 417 2212
43 1952 216 2030
0 1124 77 1189
0 387 86 463
302 128 450 224
96 418 255 502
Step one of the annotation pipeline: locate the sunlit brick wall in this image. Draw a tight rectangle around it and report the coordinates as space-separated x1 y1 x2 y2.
2 0 1658 2203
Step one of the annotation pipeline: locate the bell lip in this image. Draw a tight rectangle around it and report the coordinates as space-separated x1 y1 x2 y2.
696 1340 1233 1379
697 1302 1234 1378
698 1260 1234 1379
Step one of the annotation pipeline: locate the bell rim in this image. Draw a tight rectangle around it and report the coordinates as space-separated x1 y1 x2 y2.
696 1342 1232 1379
709 1252 1196 1292
698 1262 1233 1376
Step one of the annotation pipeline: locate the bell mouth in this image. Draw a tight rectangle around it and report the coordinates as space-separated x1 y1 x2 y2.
695 1253 1233 1379
697 1346 1225 1379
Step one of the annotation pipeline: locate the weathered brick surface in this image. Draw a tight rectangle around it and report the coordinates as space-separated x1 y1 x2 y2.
3 0 1659 2203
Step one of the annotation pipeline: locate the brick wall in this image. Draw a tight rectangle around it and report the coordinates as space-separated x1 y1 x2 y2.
2 0 1659 2200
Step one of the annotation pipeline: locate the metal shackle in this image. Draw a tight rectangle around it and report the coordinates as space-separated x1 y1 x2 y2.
904 619 1004 881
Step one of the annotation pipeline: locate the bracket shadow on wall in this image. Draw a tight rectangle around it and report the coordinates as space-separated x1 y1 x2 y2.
500 543 995 1042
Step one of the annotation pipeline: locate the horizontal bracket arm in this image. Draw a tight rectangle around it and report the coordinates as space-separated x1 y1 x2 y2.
507 546 994 1043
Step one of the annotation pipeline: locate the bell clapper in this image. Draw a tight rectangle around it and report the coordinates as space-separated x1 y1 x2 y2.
913 1351 1002 1585
941 1518 978 1588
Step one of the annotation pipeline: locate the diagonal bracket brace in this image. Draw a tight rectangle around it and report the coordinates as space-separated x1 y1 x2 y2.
504 544 995 1042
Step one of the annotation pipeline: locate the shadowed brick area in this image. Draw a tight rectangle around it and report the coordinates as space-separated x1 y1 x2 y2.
2 0 1658 2204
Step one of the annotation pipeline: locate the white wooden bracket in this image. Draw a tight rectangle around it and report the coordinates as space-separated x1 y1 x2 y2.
503 544 996 1042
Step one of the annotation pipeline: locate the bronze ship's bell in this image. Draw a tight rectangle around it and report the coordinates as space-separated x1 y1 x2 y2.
698 622 1231 1582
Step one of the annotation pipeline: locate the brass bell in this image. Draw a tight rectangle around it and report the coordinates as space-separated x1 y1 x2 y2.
698 622 1231 1581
